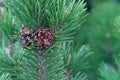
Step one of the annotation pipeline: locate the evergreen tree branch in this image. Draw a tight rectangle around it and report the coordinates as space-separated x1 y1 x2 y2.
98 57 120 80
45 44 65 80
4 0 88 79
63 43 92 79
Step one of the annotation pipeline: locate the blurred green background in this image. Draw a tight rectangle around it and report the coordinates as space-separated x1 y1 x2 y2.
74 0 120 80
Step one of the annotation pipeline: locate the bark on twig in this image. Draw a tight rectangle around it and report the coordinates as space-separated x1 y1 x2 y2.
8 39 14 57
65 54 72 80
38 49 46 80
65 69 71 80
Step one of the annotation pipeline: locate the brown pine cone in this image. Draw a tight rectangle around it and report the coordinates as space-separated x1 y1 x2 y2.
19 25 34 46
34 27 54 48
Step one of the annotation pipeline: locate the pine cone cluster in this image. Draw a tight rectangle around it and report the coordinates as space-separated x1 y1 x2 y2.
34 27 54 48
19 25 54 48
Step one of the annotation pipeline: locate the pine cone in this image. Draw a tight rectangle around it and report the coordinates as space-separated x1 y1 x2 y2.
19 25 34 46
34 27 54 48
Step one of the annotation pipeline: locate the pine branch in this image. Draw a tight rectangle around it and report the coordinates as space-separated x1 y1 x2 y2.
98 57 120 80
63 43 92 78
5 0 87 41
45 44 65 79
0 9 16 57
4 0 88 80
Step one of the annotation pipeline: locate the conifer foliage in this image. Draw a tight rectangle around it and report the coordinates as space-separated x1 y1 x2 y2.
98 13 120 80
0 0 92 80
